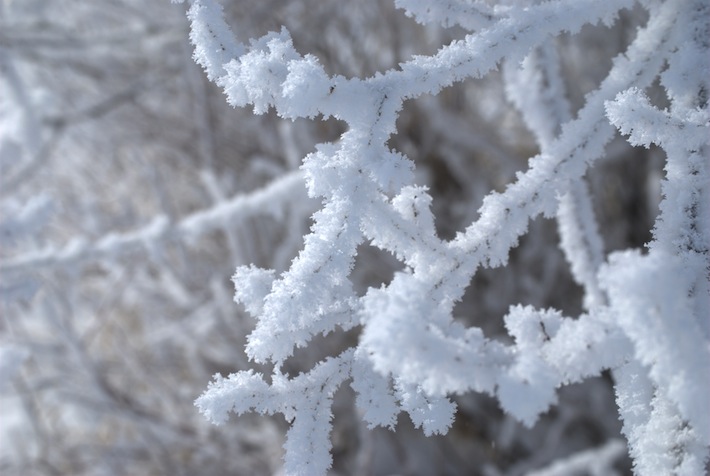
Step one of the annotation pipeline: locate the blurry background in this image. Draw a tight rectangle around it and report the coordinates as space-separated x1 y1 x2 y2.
1 1 662 474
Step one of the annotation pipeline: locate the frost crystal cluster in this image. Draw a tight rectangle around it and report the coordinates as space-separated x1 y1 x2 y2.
185 0 709 474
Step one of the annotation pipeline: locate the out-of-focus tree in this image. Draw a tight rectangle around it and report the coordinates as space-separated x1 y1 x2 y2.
1 0 706 475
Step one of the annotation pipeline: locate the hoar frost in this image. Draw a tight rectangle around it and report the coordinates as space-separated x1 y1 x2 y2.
184 0 710 475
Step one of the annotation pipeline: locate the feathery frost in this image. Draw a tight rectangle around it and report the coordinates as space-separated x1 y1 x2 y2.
185 0 710 474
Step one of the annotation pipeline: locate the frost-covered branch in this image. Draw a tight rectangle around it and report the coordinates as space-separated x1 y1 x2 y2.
526 439 627 476
0 170 305 276
180 0 709 474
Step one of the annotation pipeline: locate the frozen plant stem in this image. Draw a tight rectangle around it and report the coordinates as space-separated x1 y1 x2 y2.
184 0 710 475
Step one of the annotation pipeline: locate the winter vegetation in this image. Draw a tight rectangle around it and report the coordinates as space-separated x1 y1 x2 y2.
1 0 708 475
